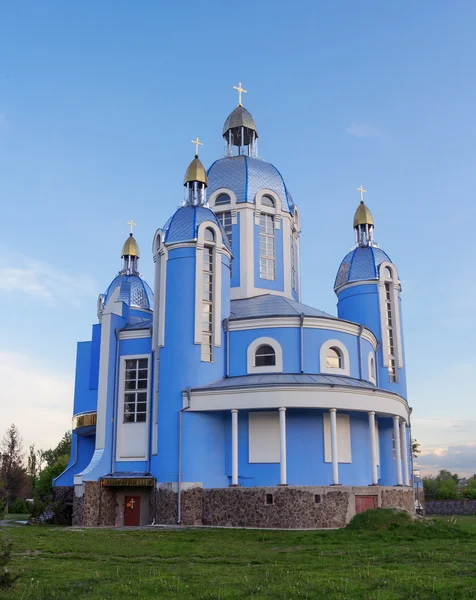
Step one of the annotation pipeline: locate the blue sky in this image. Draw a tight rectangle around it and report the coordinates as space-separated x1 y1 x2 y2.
1 1 475 475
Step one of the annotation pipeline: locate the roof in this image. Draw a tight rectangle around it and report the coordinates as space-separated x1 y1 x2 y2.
353 202 374 228
163 206 232 251
230 294 334 320
183 156 208 186
191 373 377 392
207 156 294 213
222 106 258 136
334 246 392 291
104 274 154 310
121 234 140 258
123 315 153 330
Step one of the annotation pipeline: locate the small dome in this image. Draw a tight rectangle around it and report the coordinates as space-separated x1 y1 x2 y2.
222 106 258 137
104 274 154 310
184 156 208 187
163 206 232 252
207 156 294 213
334 246 392 291
121 234 140 258
353 202 374 228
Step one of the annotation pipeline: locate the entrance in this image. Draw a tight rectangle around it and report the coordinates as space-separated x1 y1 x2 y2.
355 495 378 514
124 495 141 526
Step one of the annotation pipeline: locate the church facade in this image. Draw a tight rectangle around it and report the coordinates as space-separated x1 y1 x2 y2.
55 91 414 528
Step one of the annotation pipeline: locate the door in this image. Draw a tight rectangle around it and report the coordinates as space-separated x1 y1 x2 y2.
124 495 141 526
355 495 377 514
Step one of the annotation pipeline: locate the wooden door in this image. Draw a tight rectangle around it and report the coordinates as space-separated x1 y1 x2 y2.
124 495 141 526
355 495 377 514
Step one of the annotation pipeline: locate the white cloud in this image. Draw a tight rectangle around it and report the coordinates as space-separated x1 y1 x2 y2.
415 443 476 478
0 352 73 453
345 123 381 138
0 251 96 305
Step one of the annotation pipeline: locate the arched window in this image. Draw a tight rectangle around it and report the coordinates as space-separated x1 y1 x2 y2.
255 344 276 367
215 193 231 205
326 347 343 369
261 195 275 208
384 266 393 279
370 356 375 380
204 228 215 243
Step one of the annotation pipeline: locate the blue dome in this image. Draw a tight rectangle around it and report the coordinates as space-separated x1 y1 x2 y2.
334 246 392 291
163 206 232 251
207 156 294 213
104 274 154 310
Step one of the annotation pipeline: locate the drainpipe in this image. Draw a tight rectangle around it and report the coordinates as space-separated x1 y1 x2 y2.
358 325 364 380
224 318 230 378
110 330 121 475
177 390 191 524
299 313 305 373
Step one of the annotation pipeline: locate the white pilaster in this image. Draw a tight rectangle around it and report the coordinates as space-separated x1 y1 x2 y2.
279 407 287 485
330 408 339 485
400 420 410 486
368 411 378 485
231 409 239 486
393 415 403 486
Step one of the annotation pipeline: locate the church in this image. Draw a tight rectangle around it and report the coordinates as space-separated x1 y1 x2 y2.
55 85 414 528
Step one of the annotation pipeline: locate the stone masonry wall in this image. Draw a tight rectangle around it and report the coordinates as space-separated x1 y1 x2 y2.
155 485 414 529
425 500 476 516
80 482 117 526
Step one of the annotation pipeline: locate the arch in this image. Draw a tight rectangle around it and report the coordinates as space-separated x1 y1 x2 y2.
320 339 350 376
326 347 343 369
255 189 282 216
247 337 283 373
208 187 238 209
254 344 276 367
215 193 231 205
379 261 398 282
368 351 376 384
204 227 215 243
261 194 275 208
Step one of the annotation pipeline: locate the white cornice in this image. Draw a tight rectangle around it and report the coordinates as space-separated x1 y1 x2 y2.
118 329 151 340
227 316 377 349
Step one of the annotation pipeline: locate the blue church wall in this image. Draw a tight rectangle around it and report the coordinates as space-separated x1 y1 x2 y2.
230 212 240 288
181 412 228 487
152 244 229 482
113 460 149 472
253 221 284 292
89 324 101 391
378 418 397 486
74 341 98 415
55 434 95 487
119 337 151 356
303 329 361 378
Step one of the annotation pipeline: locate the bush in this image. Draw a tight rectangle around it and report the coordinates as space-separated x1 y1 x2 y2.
347 508 413 531
28 499 71 526
8 498 29 514
0 534 19 591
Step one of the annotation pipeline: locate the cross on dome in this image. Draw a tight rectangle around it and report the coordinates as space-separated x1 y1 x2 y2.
233 81 247 107
191 137 203 157
356 185 366 203
126 219 136 234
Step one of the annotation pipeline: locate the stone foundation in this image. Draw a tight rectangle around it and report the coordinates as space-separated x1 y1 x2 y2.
154 485 414 529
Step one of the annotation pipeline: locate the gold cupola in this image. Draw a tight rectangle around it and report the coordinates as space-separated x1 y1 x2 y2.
184 138 208 206
353 201 374 229
183 156 208 187
353 187 375 247
120 221 140 274
121 233 140 259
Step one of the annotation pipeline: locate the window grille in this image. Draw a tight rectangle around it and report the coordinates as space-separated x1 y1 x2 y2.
123 358 148 423
385 282 397 382
201 245 214 362
259 214 275 280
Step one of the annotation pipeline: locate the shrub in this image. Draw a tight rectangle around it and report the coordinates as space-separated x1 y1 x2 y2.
8 498 29 514
0 534 19 591
347 508 413 531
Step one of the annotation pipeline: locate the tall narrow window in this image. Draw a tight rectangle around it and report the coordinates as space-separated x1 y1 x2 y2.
216 211 232 248
291 234 297 291
123 358 148 423
385 282 397 382
259 214 275 280
201 233 214 362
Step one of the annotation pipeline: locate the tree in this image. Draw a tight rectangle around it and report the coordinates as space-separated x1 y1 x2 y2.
34 432 72 501
0 424 27 504
411 439 421 458
462 476 476 499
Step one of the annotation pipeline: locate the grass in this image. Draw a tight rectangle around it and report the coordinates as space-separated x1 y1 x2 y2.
2 513 29 522
2 512 476 599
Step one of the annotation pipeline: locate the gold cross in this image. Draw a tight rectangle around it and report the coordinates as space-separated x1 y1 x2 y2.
126 219 136 234
233 81 247 106
356 185 366 202
191 137 203 156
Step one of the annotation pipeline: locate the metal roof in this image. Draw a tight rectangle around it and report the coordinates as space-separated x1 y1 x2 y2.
229 294 334 320
334 246 392 291
104 275 153 310
163 206 232 251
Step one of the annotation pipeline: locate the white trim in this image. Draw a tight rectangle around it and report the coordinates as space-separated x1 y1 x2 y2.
228 316 378 349
393 416 403 485
248 411 280 463
118 330 151 340
187 384 410 421
279 407 287 484
324 412 352 465
255 189 282 218
231 409 239 485
208 187 238 209
247 336 283 373
320 339 350 376
194 221 224 350
116 354 151 462
367 351 376 384
368 411 378 484
378 261 403 374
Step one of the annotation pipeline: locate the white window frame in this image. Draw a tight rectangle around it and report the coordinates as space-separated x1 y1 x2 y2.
378 261 403 380
320 339 350 376
323 413 352 463
249 411 280 463
247 337 283 374
368 351 376 385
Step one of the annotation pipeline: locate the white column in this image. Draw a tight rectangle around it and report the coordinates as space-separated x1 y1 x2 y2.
279 407 287 485
393 415 403 486
368 412 378 485
231 409 239 486
400 420 410 486
329 408 339 485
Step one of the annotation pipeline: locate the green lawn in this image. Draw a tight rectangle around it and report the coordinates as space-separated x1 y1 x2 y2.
2 516 476 599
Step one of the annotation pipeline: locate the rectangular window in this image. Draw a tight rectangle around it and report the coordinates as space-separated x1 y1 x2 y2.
249 412 280 463
291 235 297 291
385 282 397 382
201 246 213 362
259 214 275 280
123 358 148 423
216 211 232 247
323 413 352 463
